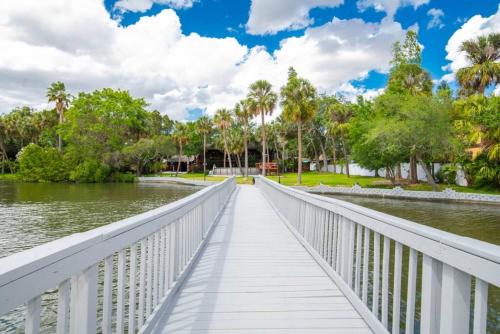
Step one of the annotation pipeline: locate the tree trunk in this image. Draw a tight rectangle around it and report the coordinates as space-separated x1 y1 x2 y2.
57 106 63 152
396 163 402 180
244 126 248 179
261 110 266 176
282 145 286 173
223 150 226 168
297 119 302 185
176 144 182 176
417 155 438 191
319 141 328 173
341 135 349 177
223 133 233 175
203 134 207 181
331 136 337 174
386 165 396 186
236 154 244 176
409 155 418 184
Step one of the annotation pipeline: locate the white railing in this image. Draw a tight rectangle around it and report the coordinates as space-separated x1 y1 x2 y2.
0 177 235 334
256 176 500 334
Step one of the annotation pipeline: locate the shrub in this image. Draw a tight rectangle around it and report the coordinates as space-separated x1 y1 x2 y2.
437 165 457 185
109 172 136 183
69 160 110 183
17 144 67 182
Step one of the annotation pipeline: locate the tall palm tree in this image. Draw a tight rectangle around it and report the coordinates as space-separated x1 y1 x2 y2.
234 99 253 179
172 122 189 176
197 116 212 180
46 81 71 152
214 108 233 175
330 102 353 177
248 80 277 176
456 33 500 95
280 68 317 184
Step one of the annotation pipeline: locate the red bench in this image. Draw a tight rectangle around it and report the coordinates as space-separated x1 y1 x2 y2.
256 162 278 175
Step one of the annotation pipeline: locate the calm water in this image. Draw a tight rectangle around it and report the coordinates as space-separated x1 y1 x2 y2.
324 194 500 245
0 181 200 333
0 181 200 258
325 194 500 333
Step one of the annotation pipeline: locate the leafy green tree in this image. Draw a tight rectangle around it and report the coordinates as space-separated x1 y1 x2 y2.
456 33 500 95
17 143 67 182
280 67 317 184
329 99 353 177
123 138 157 176
248 80 277 176
46 82 71 151
214 108 233 174
196 116 213 177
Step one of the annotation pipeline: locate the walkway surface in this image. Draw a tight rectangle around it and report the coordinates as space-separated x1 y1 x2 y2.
154 185 371 333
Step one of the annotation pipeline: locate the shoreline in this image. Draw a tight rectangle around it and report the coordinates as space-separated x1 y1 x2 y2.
293 183 500 204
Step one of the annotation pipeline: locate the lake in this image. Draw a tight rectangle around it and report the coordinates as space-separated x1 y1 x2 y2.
0 181 200 258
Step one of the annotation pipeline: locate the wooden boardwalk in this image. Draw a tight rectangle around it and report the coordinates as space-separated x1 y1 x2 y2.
153 185 371 333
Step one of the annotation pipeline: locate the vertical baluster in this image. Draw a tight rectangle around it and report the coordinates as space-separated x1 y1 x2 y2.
326 212 333 265
70 264 98 334
159 227 166 298
335 214 342 272
372 232 380 317
153 231 160 307
362 227 370 304
347 220 355 287
354 223 362 296
164 227 170 291
332 214 338 270
102 256 113 334
56 279 70 334
473 278 488 334
170 221 178 284
392 242 402 333
381 237 390 328
116 249 126 334
439 264 471 334
421 255 443 334
128 243 138 334
146 235 153 317
405 248 417 334
138 239 146 328
25 296 41 334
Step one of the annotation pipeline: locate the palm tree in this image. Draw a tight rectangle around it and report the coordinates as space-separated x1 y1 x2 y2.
248 80 277 176
46 81 71 152
172 122 189 176
228 127 245 176
214 108 233 175
197 116 212 180
456 33 500 95
234 99 253 179
280 68 317 184
330 101 353 177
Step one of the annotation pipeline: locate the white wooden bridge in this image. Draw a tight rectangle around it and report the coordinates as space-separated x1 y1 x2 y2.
0 177 499 334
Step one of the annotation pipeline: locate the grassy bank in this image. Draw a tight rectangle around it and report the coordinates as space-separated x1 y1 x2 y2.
153 173 253 185
266 172 500 195
0 173 19 182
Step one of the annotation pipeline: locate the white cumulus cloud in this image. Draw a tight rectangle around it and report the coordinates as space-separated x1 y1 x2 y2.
115 0 196 13
0 0 407 120
357 0 429 19
246 0 344 35
441 4 500 83
427 8 444 29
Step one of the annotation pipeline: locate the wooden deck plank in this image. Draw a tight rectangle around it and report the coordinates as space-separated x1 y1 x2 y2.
153 185 371 333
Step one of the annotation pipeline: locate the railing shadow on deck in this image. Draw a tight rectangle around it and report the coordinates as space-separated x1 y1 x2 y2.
0 177 236 334
256 176 500 334
151 187 240 332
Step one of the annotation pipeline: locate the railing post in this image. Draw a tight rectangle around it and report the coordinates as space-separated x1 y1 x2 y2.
421 255 442 334
70 264 98 334
439 264 471 334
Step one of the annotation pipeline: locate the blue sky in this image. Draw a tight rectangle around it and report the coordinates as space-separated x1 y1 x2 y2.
106 0 499 94
0 0 498 119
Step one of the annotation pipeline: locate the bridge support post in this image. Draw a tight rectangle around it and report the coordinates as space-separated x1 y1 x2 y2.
70 264 98 334
421 255 442 334
439 264 471 334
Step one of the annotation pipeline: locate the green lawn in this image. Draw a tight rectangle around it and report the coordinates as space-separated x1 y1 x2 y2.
156 173 253 184
266 172 500 195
